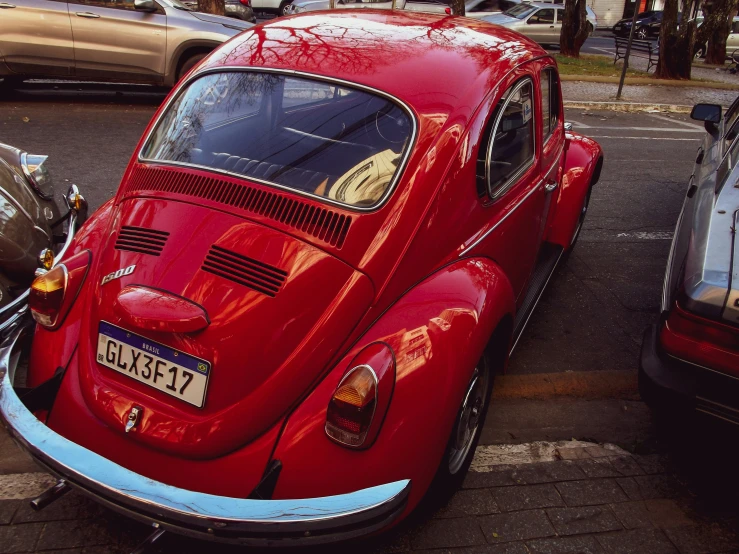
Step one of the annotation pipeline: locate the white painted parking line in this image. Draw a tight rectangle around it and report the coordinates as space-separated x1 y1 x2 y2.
470 440 630 472
590 46 616 55
616 231 674 240
587 135 698 141
646 113 705 130
575 126 703 133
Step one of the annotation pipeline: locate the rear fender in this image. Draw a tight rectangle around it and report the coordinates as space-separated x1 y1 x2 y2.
27 199 116 388
547 133 603 249
270 257 514 514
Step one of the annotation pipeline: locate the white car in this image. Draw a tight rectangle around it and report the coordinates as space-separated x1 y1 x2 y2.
482 2 597 41
467 0 596 30
285 0 452 15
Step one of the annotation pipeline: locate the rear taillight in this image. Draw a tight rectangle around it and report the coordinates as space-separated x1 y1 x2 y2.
660 302 739 376
240 0 250 6
326 365 376 445
325 342 395 449
29 250 91 330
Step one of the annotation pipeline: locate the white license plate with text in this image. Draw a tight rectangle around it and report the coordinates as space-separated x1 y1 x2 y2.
96 321 210 408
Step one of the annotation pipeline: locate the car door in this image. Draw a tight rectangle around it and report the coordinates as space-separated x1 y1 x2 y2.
539 65 564 238
0 0 75 77
69 0 167 83
474 76 548 303
726 20 739 55
524 8 556 44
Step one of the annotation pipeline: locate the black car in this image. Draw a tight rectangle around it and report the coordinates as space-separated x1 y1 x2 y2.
612 10 663 40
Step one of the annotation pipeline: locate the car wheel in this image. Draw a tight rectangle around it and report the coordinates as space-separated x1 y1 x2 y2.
635 27 648 40
694 44 706 59
279 0 291 15
587 22 594 36
425 354 494 505
177 53 208 82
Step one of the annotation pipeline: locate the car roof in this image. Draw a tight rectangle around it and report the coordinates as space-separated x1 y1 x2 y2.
200 11 547 121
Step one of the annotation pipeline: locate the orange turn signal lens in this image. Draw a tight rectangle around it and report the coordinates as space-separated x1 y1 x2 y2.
29 265 67 327
325 365 377 447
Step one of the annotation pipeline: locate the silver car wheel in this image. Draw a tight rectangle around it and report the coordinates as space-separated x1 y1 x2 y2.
448 363 489 475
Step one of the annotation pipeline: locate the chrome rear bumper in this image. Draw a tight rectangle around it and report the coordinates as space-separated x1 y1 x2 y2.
0 323 411 546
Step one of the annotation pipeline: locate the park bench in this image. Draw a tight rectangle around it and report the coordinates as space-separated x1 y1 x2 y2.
614 36 659 72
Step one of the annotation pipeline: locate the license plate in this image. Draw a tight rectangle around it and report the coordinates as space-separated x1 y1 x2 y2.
96 321 210 408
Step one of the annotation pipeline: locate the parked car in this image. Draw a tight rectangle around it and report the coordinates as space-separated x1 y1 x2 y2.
612 10 663 40
464 0 517 18
285 0 455 15
0 11 602 546
183 0 257 22
640 99 739 425
0 0 252 90
694 16 739 59
0 143 87 333
481 3 597 44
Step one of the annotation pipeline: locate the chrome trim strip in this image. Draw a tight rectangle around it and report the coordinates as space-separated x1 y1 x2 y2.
136 66 419 214
510 247 564 353
459 179 542 257
0 325 411 544
486 77 536 201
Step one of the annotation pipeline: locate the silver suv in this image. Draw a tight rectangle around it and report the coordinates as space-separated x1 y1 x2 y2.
0 0 252 89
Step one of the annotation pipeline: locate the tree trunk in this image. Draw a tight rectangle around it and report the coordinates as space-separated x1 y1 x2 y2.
450 0 465 15
655 0 695 79
697 0 738 65
559 0 589 58
198 0 226 15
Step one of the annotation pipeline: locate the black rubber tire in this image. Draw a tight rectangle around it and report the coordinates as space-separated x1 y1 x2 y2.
279 0 291 15
587 22 594 36
694 44 706 59
177 53 208 82
565 185 592 255
423 355 495 510
635 27 648 40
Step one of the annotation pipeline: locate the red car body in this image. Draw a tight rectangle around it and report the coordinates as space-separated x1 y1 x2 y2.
1 10 602 546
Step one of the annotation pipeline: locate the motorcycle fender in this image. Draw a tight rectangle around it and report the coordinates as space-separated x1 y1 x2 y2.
547 133 603 249
270 257 515 516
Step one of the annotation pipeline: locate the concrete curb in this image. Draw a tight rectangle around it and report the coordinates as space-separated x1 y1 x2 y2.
561 74 739 90
493 370 639 400
563 100 693 113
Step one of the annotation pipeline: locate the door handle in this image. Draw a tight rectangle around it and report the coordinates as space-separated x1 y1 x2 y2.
76 11 100 17
544 180 558 192
0 3 17 8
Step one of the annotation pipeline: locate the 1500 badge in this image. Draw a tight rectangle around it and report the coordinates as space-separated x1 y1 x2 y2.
101 264 136 285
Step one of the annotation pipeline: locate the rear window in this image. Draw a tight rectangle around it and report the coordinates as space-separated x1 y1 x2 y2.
141 72 414 209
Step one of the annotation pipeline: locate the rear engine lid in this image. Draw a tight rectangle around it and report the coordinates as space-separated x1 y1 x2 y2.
78 197 373 459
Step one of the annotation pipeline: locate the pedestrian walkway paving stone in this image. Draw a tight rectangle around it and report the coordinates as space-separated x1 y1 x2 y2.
0 448 738 553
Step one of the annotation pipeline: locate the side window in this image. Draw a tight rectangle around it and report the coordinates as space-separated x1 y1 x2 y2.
528 8 554 24
717 134 739 190
485 79 535 199
541 67 560 142
80 0 136 9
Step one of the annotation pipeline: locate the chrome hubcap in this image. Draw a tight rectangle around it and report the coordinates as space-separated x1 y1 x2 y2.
448 364 489 475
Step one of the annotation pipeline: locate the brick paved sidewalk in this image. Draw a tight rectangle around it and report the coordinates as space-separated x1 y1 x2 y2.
1 444 737 554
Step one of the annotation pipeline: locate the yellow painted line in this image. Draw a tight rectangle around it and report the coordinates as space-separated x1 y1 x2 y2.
560 74 739 90
492 370 639 400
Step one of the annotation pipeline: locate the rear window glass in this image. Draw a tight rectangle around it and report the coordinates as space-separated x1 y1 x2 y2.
141 72 414 209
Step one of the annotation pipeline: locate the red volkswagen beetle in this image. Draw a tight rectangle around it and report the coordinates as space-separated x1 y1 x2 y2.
1 11 602 547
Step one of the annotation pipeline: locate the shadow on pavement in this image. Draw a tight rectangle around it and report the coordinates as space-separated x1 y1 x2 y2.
0 81 168 107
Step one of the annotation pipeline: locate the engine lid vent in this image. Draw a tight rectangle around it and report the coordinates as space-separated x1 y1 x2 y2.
115 226 170 256
202 246 287 297
124 165 352 248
